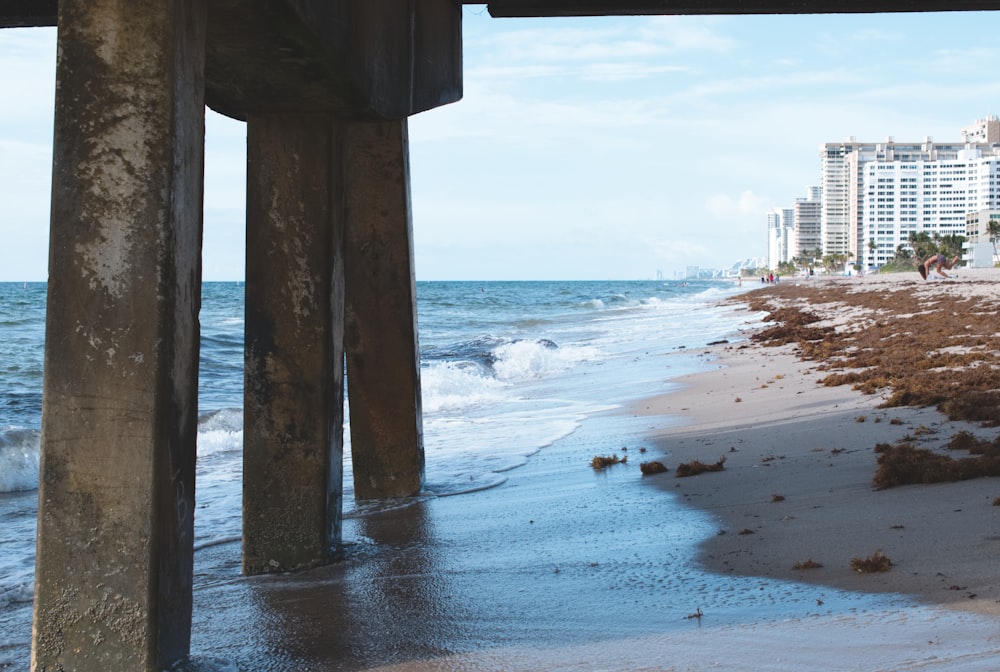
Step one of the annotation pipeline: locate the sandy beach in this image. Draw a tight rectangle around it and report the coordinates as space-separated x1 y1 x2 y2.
639 271 1000 615
182 269 1000 671
656 267 1000 618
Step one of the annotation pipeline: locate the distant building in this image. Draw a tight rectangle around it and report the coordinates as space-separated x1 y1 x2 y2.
966 208 1000 243
766 207 794 270
820 138 867 258
966 208 1000 268
961 115 1000 144
728 258 764 277
793 186 822 259
819 117 1000 261
860 150 1000 269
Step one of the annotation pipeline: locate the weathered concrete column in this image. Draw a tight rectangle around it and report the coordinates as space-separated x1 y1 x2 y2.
243 113 345 575
343 120 425 500
31 1 206 670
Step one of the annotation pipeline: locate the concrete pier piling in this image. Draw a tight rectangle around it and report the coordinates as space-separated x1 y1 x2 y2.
241 116 426 572
344 120 426 500
30 0 206 669
243 113 346 574
16 0 461 664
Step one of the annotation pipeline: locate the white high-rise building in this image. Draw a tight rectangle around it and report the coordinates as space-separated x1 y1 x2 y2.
820 138 867 258
860 150 1000 269
766 207 795 270
819 123 997 259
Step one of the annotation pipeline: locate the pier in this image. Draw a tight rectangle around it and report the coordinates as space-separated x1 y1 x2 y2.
1 1 997 669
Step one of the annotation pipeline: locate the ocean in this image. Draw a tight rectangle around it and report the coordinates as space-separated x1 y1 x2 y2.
0 279 752 663
1 278 942 670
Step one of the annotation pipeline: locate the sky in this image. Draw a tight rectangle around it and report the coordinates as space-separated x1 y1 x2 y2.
1 8 999 281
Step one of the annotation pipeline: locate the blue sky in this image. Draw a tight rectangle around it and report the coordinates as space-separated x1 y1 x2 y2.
1 8 998 281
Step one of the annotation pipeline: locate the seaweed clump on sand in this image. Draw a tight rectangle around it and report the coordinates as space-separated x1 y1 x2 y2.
732 282 1000 488
740 285 1000 422
591 455 623 469
675 456 726 478
850 550 893 573
873 438 1000 489
947 430 997 453
640 461 669 475
939 391 1000 427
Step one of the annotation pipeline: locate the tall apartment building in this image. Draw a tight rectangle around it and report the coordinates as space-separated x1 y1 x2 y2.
764 188 820 270
766 207 794 270
819 117 1000 261
793 186 823 257
860 149 1000 268
820 139 866 258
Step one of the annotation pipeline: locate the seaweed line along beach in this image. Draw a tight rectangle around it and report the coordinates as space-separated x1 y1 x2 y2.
2 276 1000 670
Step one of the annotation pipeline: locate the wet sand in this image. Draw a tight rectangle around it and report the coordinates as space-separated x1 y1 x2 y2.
187 270 1000 671
189 410 1000 672
640 268 1000 615
642 342 1000 613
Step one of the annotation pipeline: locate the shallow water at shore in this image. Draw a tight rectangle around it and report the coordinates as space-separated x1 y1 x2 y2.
1 280 753 666
178 411 1000 671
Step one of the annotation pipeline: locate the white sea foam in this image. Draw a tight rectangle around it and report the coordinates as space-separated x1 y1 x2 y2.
0 428 40 493
196 409 244 457
492 340 600 381
0 413 246 495
420 411 589 499
420 361 508 413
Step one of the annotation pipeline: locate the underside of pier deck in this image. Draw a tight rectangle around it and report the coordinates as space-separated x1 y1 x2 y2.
8 1 1000 28
482 0 1000 16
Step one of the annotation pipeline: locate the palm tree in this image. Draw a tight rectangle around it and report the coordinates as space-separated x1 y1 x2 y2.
821 253 848 274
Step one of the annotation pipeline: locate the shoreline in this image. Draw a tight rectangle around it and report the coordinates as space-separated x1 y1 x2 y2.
184 270 1000 670
187 362 1000 671
8 274 1000 670
637 269 1000 615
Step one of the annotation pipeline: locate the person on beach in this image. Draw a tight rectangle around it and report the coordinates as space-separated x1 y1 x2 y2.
920 253 961 280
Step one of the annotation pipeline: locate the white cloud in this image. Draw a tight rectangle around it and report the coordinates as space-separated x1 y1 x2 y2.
477 15 734 63
706 191 772 220
577 62 689 82
637 16 737 53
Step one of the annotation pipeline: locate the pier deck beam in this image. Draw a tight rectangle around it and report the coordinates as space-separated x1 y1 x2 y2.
482 0 1000 16
243 113 346 574
344 120 425 500
30 0 206 669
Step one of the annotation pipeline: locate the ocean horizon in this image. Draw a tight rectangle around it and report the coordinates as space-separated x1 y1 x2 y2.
2 278 761 667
